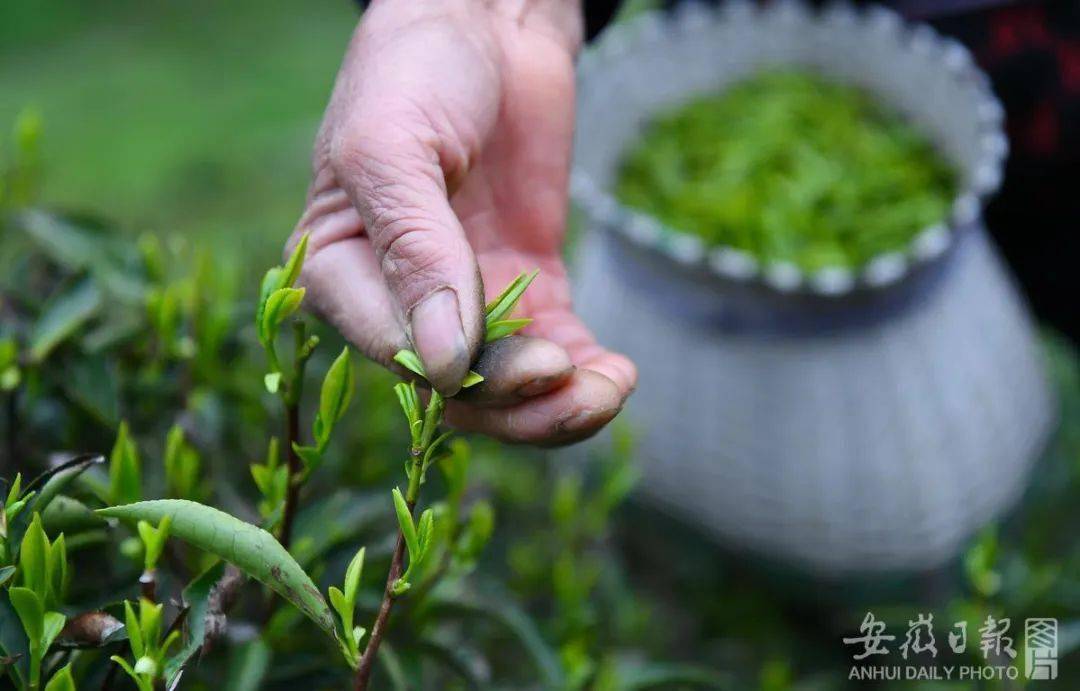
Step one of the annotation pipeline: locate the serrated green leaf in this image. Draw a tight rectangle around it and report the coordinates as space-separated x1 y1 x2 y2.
97 500 335 635
484 269 538 325
485 318 533 342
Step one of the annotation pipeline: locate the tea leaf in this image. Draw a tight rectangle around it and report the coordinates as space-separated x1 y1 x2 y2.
460 370 485 388
292 444 322 473
40 611 65 659
28 278 102 363
0 595 31 684
43 663 76 691
485 318 532 343
484 269 539 324
42 495 102 536
19 514 49 598
280 233 309 291
343 546 365 605
164 560 226 683
8 587 43 645
316 347 354 447
259 287 305 344
616 70 957 271
97 500 336 635
391 489 418 564
123 601 144 658
392 349 426 379
109 422 142 506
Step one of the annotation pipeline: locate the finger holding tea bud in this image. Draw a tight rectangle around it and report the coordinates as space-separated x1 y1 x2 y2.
454 335 575 407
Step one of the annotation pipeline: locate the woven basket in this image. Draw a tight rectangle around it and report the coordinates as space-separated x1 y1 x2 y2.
570 1 1055 576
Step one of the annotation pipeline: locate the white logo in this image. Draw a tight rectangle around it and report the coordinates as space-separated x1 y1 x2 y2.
843 612 1062 682
1024 618 1058 680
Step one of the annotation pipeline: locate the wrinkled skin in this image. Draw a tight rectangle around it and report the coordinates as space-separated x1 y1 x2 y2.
289 0 635 445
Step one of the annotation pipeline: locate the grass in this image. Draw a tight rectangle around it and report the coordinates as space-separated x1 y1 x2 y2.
0 0 357 269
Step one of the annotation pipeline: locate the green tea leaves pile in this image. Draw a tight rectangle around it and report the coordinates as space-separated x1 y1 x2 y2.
616 71 958 272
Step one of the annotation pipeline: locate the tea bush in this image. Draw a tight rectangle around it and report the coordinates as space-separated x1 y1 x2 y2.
2 108 1078 691
0 115 734 690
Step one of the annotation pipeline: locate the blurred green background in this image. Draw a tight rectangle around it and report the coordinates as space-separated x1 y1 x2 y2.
1 0 355 269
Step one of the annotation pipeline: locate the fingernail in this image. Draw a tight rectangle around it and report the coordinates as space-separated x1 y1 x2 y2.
516 369 575 398
555 406 618 435
410 288 468 396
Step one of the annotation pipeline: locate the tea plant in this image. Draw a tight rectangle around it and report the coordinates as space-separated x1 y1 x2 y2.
0 171 563 687
616 70 958 272
3 114 669 690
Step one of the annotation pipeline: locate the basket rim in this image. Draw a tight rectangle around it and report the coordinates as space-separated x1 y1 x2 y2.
571 0 1008 298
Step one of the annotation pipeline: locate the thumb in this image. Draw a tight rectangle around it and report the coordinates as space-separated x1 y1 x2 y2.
330 117 484 395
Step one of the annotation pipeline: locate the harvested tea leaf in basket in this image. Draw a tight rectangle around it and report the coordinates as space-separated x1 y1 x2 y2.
616 70 958 272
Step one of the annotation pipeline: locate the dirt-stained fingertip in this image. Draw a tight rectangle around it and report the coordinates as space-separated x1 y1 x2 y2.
455 335 574 407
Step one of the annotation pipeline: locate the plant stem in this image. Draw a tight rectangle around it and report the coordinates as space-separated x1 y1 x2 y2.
352 498 411 690
354 392 436 690
139 569 157 601
278 399 301 550
277 322 310 551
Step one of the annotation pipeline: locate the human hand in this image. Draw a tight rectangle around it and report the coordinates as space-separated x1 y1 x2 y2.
289 0 635 445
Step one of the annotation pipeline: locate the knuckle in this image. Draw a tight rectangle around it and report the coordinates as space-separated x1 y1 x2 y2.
378 221 451 294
